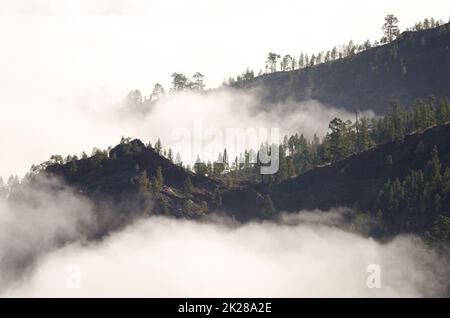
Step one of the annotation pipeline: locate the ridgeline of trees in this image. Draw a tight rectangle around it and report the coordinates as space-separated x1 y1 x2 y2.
1 97 449 244
124 72 206 109
223 15 449 87
122 15 450 116
188 97 450 186
2 95 448 199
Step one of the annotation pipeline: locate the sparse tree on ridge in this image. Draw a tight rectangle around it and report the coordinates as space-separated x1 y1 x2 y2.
266 52 281 73
298 52 305 68
126 89 143 107
330 47 338 60
167 149 174 162
280 55 293 71
382 14 400 43
151 83 165 100
192 72 205 90
155 138 162 154
170 72 191 92
175 152 182 166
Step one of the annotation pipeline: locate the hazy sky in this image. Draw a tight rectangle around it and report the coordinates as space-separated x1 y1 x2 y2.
0 0 449 179
1 0 449 95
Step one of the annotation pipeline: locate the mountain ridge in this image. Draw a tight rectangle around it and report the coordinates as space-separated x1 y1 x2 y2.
229 23 450 114
28 121 450 241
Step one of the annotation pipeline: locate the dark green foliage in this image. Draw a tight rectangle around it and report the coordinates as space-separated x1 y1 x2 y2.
260 194 276 218
154 139 162 155
325 118 354 162
198 97 447 186
385 100 406 142
155 166 164 190
194 156 208 176
183 176 194 199
135 169 150 192
382 14 400 43
431 215 450 242
159 196 171 216
375 147 449 237
436 98 450 124
212 188 222 208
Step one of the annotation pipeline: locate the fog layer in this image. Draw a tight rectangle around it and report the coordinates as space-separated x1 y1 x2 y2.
0 176 93 288
0 88 372 179
2 210 447 297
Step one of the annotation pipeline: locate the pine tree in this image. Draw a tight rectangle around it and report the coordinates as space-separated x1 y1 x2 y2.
387 100 405 142
425 146 442 190
382 14 400 43
431 215 450 241
136 169 150 192
184 176 194 199
0 177 6 199
167 149 174 162
69 160 78 174
261 194 276 218
155 139 162 154
443 168 450 194
436 98 450 124
212 188 222 208
326 117 352 162
156 166 164 190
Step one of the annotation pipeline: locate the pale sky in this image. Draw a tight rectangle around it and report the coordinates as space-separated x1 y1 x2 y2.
1 0 449 96
0 0 450 179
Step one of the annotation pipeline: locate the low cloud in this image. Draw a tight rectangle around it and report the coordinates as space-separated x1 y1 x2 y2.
0 175 94 288
0 87 372 179
2 208 447 297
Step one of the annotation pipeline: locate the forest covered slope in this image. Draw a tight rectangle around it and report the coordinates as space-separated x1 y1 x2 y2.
231 23 450 114
23 122 450 242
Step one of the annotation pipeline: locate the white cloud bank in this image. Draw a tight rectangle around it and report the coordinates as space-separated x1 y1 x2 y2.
0 86 370 180
2 212 447 298
0 175 93 288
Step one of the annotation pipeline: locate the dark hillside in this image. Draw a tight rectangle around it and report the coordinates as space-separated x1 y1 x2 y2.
270 123 450 211
33 124 450 240
233 23 450 114
46 139 218 197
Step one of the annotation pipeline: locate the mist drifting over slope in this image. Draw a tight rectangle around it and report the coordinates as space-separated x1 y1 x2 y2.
3 216 448 298
0 178 448 298
0 86 372 179
0 176 93 288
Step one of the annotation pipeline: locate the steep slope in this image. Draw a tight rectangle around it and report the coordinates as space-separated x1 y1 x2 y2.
47 139 217 196
37 124 450 239
216 122 450 240
269 123 450 211
233 23 450 114
43 139 221 223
